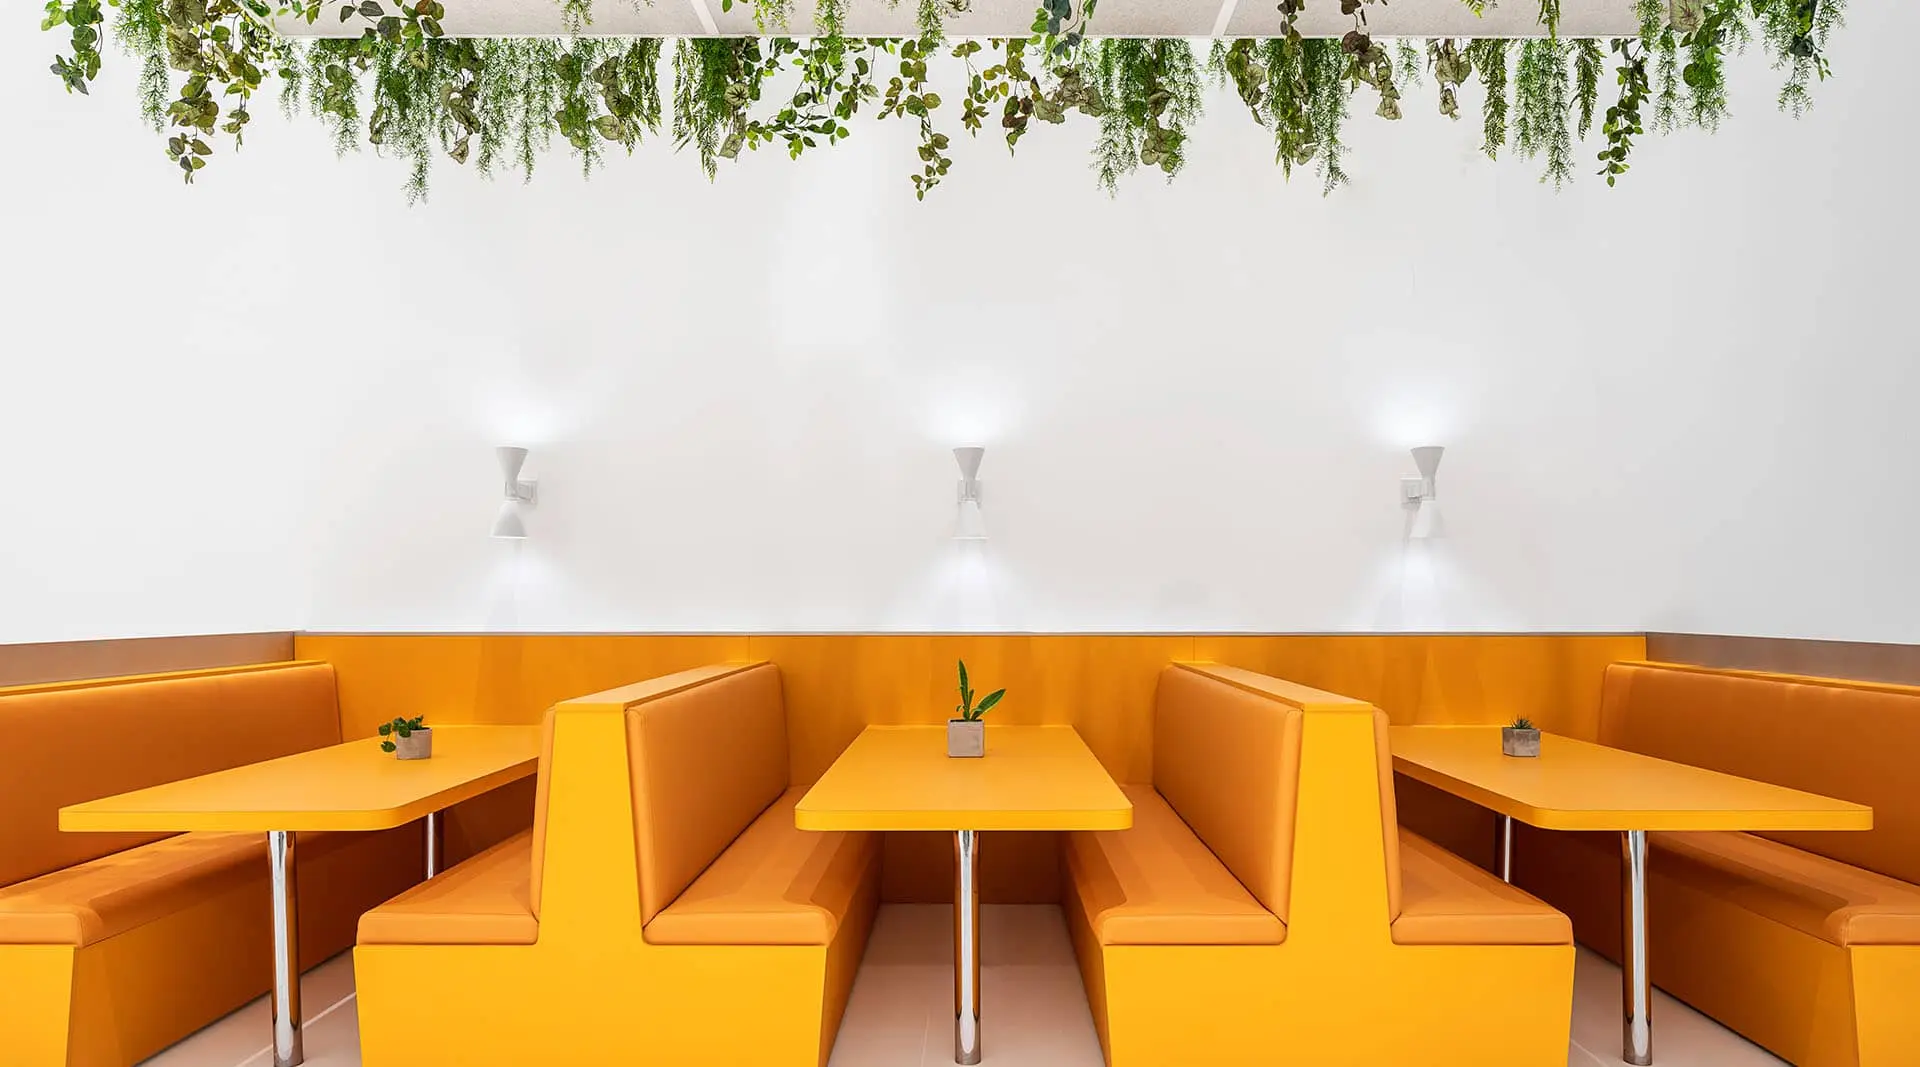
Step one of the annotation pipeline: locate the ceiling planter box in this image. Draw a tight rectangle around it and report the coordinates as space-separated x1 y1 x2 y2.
271 0 1643 38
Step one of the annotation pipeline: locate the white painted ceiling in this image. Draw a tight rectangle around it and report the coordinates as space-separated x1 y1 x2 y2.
273 0 1641 38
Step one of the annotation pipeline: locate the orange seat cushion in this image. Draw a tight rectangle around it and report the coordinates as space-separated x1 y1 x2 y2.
0 829 368 946
1650 830 1920 947
356 830 538 946
645 787 877 946
1392 831 1572 946
1064 784 1285 946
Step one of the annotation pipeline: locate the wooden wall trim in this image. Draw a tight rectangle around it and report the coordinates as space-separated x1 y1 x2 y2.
0 632 295 688
1647 633 1920 689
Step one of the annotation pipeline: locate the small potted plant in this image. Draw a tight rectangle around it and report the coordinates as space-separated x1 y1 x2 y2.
379 716 432 760
948 660 1004 758
1502 716 1541 758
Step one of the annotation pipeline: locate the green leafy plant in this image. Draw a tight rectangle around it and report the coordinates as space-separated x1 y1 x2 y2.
39 0 1853 198
954 660 1004 723
1509 717 1537 731
378 716 426 752
1088 37 1203 193
1597 37 1648 185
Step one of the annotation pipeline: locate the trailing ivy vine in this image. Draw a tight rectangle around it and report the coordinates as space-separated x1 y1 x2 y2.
39 0 1851 198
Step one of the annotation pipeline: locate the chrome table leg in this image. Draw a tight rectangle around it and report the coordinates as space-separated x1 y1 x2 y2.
954 829 981 1065
426 810 443 878
269 830 303 1067
1622 829 1652 1065
1498 813 1515 884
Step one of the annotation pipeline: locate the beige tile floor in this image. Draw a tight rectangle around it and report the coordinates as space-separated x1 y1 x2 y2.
144 904 1785 1067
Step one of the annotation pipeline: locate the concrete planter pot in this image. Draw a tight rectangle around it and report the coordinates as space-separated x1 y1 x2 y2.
947 719 984 758
1501 727 1541 758
394 727 434 760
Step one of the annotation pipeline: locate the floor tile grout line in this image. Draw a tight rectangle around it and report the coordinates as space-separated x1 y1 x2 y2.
234 992 357 1067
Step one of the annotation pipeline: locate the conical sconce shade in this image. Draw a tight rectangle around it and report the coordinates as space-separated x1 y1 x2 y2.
498 446 529 486
954 446 984 484
491 500 527 539
1411 445 1444 483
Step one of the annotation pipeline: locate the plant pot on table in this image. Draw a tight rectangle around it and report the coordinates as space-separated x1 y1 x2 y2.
394 727 434 760
947 719 984 758
1501 727 1541 758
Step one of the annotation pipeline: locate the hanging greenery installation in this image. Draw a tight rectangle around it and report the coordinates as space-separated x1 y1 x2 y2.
36 0 1848 199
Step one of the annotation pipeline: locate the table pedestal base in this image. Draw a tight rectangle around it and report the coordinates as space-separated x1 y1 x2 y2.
953 829 981 1065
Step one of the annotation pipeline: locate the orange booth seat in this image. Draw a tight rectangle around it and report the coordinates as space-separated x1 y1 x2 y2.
1063 663 1574 1067
0 662 424 1067
353 661 881 1067
1517 662 1920 1067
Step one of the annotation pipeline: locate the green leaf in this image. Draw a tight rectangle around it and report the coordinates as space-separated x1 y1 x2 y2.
973 689 1005 717
358 0 382 14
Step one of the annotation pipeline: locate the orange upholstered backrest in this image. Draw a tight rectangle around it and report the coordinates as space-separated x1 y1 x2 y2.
0 662 342 890
625 663 788 925
1152 666 1304 922
1599 662 1920 886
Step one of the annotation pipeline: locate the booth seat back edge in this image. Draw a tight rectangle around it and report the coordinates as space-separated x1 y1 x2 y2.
525 662 776 939
1163 663 1402 935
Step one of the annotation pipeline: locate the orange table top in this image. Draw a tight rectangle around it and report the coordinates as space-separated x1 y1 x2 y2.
796 725 1133 833
59 725 540 834
1390 725 1872 832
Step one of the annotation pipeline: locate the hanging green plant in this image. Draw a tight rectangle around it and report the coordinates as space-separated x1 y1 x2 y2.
1088 38 1202 193
1597 36 1648 184
38 0 1851 198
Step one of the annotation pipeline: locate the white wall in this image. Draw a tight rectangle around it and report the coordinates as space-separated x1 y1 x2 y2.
3 10 1916 642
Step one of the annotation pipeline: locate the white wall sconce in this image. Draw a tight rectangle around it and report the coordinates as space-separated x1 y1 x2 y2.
1400 445 1444 539
954 446 987 541
491 446 538 539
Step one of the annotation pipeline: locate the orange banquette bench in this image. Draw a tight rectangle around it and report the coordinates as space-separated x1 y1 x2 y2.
353 661 880 1066
1063 663 1574 1067
1518 662 1920 1067
0 662 424 1067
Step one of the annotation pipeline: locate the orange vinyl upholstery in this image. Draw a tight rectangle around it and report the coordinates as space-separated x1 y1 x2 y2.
1392 830 1572 946
1600 663 1920 885
1063 784 1285 946
1060 663 1573 1067
357 831 539 946
1651 830 1920 947
353 663 883 1067
645 787 878 946
0 663 342 889
626 663 791 927
1149 666 1302 922
1519 662 1920 1067
0 662 424 1067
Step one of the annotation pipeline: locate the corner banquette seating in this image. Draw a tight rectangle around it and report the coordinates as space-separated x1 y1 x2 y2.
0 662 424 1067
1062 663 1574 1067
353 661 880 1066
1518 662 1920 1067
